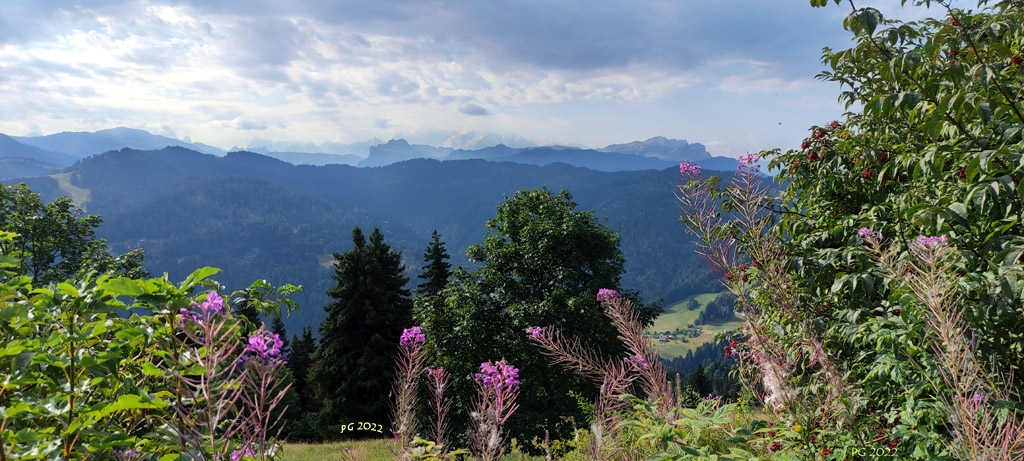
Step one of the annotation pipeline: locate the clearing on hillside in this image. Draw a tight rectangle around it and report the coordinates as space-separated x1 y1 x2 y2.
51 172 91 210
647 292 743 358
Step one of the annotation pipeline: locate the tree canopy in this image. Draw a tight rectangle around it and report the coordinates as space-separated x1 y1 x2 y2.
308 227 413 439
416 187 660 446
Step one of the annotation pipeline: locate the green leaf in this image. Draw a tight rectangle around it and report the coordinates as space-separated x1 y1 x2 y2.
97 394 167 418
141 362 165 377
101 277 144 297
182 266 220 288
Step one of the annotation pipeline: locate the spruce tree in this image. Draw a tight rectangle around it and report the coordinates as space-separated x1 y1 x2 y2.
308 227 413 439
416 230 451 297
270 315 290 358
285 326 318 440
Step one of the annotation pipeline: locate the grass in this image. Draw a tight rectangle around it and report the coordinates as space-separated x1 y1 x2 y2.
648 293 744 359
281 439 547 460
50 172 91 209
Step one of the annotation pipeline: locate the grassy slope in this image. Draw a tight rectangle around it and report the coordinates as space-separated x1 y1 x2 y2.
648 293 744 359
51 172 91 209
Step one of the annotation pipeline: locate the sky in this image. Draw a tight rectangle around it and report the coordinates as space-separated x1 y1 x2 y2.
0 1 965 157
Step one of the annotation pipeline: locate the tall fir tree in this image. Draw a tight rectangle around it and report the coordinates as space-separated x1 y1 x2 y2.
308 227 413 439
416 230 451 297
286 326 319 441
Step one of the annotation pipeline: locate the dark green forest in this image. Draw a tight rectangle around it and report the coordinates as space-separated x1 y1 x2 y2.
7 149 737 334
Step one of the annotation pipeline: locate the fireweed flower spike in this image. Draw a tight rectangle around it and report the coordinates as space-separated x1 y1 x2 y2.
915 234 948 247
470 359 520 460
400 326 426 348
596 288 619 303
858 227 882 240
679 162 701 178
239 331 285 364
624 354 649 369
391 325 427 455
525 326 547 340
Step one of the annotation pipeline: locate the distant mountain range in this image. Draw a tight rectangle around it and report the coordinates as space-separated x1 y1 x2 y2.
0 127 740 179
1 145 747 334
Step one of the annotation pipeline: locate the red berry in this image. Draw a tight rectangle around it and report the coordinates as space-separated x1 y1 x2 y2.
829 120 839 128
730 341 738 348
809 151 819 161
863 167 873 178
1013 55 1023 66
739 263 748 271
950 17 959 26
751 261 757 268
814 129 827 139
956 169 966 178
801 140 810 149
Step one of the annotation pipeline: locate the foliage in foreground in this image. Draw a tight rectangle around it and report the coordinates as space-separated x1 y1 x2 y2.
0 229 296 459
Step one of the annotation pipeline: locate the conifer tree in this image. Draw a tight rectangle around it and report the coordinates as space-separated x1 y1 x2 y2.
416 230 451 297
308 227 413 439
270 315 290 358
289 326 316 411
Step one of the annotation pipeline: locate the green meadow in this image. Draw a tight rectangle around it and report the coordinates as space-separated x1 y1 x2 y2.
647 293 743 358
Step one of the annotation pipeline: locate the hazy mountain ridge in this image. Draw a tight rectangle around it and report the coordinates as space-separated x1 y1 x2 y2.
14 127 226 158
0 134 78 167
601 136 712 161
3 146 734 333
3 128 739 176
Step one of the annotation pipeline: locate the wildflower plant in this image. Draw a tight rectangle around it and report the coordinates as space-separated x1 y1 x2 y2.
167 284 295 460
861 231 1024 459
169 290 250 458
425 366 454 452
236 326 292 459
524 289 679 459
675 153 851 432
469 358 520 461
389 326 427 456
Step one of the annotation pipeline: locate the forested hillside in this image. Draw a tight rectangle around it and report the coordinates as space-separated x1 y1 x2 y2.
7 149 738 332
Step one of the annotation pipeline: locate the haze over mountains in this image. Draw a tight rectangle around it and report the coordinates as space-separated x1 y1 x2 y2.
0 127 739 178
0 128 750 333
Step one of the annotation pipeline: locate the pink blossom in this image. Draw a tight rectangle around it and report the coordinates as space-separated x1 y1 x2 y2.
679 162 701 178
400 326 426 348
475 359 520 390
596 288 619 303
858 227 882 240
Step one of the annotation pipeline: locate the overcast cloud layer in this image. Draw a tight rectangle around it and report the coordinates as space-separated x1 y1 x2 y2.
0 1 959 156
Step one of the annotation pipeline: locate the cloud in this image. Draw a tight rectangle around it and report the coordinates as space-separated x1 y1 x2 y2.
0 0 968 153
231 117 268 130
459 104 489 116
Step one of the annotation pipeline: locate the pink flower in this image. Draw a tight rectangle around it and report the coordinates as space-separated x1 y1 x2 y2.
525 326 547 340
738 153 760 165
475 359 520 390
858 228 882 240
400 326 426 348
679 162 701 178
200 291 225 314
624 354 649 369
915 234 948 247
596 288 619 303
